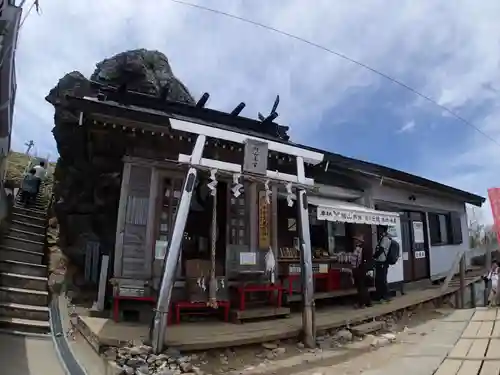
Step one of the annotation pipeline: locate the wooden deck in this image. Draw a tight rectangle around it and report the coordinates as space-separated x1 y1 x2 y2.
434 309 500 375
75 275 483 351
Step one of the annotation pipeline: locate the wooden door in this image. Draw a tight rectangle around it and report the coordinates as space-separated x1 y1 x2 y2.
399 213 413 282
152 174 185 280
408 212 430 281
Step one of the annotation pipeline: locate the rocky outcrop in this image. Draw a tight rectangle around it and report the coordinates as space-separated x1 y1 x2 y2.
46 49 195 279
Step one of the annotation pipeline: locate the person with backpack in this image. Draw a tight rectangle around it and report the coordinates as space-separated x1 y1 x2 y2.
33 160 47 195
373 225 400 303
20 168 38 207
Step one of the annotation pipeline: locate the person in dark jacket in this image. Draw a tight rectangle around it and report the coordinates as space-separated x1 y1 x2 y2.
20 169 38 207
373 225 392 303
351 234 372 308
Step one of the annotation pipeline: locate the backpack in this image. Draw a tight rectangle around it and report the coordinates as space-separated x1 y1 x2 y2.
386 239 400 265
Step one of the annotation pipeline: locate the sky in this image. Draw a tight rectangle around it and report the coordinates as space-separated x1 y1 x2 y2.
11 0 500 224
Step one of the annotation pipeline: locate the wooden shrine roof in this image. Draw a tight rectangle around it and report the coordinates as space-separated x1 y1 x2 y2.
63 88 485 206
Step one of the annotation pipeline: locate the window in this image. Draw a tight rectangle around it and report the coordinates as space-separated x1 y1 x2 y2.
428 212 463 246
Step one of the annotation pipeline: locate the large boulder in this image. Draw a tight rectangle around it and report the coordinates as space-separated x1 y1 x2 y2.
46 49 195 278
91 49 194 104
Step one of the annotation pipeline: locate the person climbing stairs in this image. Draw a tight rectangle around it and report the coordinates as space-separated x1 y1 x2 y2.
0 181 50 335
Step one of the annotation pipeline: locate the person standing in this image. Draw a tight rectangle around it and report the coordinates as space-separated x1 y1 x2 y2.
33 160 47 196
373 225 392 303
484 260 499 306
351 234 372 308
20 169 38 207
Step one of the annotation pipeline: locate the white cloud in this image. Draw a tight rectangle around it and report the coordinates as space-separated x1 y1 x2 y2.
12 0 500 224
397 121 416 134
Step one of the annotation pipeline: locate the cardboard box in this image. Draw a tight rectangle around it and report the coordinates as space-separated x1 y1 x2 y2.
185 259 224 278
185 277 208 303
185 259 211 278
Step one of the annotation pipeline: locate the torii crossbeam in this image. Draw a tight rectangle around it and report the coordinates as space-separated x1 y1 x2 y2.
150 118 324 353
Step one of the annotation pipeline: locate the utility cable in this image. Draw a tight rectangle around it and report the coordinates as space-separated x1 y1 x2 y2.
169 0 500 148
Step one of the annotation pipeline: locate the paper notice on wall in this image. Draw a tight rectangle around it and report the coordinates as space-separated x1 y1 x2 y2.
414 251 426 259
402 252 409 261
240 252 257 265
412 221 425 244
155 240 168 259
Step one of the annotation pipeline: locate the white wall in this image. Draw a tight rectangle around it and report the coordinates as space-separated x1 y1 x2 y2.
387 220 404 284
426 210 470 280
371 183 469 280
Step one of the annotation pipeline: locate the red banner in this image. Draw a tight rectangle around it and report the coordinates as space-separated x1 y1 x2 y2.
488 188 500 245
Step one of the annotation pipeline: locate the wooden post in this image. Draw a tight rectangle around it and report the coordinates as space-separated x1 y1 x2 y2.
296 189 315 348
249 183 258 251
271 185 279 283
486 247 492 271
459 254 466 309
96 255 110 311
484 277 490 307
145 168 160 279
113 162 132 279
470 282 476 308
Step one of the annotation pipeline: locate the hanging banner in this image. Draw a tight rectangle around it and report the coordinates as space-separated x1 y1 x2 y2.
258 190 271 249
317 206 399 226
488 188 500 245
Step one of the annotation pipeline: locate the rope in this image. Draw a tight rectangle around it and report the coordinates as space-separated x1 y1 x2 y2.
207 184 218 309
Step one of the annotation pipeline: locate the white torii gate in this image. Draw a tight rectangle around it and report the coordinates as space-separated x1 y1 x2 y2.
150 118 324 353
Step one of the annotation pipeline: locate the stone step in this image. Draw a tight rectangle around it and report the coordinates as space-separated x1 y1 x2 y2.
0 246 44 264
2 235 44 253
15 194 46 203
0 286 48 306
10 220 45 235
0 302 49 321
7 228 45 243
0 260 47 277
11 212 45 227
14 204 47 213
14 197 47 206
350 320 386 336
11 206 46 219
0 272 47 291
0 316 50 335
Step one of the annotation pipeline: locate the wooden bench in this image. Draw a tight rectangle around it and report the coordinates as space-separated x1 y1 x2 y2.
283 273 333 296
113 295 178 325
237 283 284 311
173 301 230 324
113 295 157 322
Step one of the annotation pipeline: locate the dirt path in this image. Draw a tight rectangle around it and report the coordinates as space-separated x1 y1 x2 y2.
289 312 453 375
0 334 65 375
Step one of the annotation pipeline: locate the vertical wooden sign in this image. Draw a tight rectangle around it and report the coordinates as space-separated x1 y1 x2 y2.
258 190 270 249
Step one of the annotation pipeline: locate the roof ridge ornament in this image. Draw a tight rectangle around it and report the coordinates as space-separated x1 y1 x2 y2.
231 173 243 198
207 168 218 196
258 95 280 124
286 182 294 207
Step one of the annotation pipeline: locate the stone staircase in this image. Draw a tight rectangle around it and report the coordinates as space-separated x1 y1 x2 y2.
0 189 50 335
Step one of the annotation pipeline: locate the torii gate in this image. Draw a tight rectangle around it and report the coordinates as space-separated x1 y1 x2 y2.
150 118 324 353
